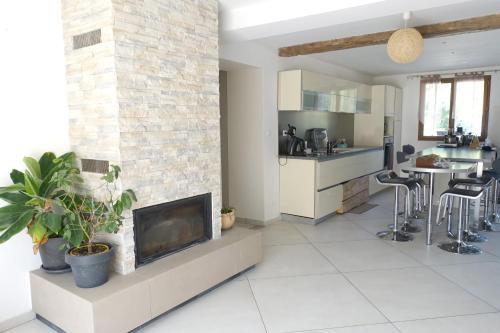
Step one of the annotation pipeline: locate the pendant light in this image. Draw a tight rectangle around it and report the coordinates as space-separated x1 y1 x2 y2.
387 11 423 64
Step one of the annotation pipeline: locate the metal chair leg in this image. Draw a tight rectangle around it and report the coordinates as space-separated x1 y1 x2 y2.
463 195 487 243
439 197 482 255
377 186 413 242
401 188 421 233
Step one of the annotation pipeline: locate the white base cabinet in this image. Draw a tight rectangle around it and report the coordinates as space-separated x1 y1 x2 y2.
279 150 384 219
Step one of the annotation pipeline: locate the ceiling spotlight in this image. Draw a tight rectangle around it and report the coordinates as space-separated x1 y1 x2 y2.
387 11 423 64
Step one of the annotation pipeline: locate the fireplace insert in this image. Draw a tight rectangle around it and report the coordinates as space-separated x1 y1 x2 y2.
133 193 212 267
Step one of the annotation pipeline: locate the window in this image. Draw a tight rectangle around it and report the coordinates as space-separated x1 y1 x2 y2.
418 75 490 141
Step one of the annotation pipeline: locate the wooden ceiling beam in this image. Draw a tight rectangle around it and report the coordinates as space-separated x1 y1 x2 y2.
278 14 500 57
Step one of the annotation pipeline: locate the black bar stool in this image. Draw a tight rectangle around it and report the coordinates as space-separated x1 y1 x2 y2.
375 172 419 242
484 159 500 227
396 150 425 232
447 174 493 243
463 159 500 232
436 188 484 254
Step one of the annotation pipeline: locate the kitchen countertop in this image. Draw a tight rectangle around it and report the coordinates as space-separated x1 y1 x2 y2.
418 146 497 163
279 146 383 162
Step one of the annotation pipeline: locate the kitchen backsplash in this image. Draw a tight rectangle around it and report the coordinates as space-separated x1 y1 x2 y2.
278 111 354 147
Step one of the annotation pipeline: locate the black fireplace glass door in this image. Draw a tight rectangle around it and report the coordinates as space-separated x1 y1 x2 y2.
133 193 212 267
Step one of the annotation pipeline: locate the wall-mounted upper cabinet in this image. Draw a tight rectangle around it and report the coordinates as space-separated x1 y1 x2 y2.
278 69 371 114
375 85 402 118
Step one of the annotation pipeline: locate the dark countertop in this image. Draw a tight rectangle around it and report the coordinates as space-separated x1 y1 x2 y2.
418 146 497 162
279 146 383 162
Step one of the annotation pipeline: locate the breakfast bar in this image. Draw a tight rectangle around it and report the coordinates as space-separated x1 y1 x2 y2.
401 146 497 245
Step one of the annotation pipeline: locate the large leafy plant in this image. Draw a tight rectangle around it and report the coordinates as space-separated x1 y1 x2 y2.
63 165 136 254
0 152 81 252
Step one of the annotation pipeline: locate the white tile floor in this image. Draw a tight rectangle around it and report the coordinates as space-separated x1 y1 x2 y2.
8 189 500 333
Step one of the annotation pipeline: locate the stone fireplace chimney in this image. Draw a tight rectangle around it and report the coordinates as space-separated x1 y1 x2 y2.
60 0 221 274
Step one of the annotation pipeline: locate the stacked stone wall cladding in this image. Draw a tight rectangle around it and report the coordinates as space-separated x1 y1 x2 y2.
61 0 221 274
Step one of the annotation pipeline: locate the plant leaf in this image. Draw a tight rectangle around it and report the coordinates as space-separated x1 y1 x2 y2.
0 192 31 205
113 200 123 216
44 213 62 234
0 210 33 244
10 169 25 185
23 157 42 179
38 152 56 178
121 192 132 209
63 214 84 247
0 205 33 229
126 189 137 202
0 183 25 195
23 173 40 195
28 219 47 242
111 165 121 178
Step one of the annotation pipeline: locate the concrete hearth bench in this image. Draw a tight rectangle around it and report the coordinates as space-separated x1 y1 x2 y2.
30 227 262 333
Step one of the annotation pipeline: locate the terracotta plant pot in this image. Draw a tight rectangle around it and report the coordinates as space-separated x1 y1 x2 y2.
221 212 235 230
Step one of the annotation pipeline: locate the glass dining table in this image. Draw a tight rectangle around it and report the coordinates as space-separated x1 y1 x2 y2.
399 160 476 245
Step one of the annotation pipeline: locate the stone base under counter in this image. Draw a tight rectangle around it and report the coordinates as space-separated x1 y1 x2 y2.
30 227 262 333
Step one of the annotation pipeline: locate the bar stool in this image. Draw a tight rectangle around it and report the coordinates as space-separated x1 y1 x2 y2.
396 150 425 233
447 174 493 243
375 172 419 241
485 159 500 226
436 187 484 254
403 144 429 214
465 159 500 232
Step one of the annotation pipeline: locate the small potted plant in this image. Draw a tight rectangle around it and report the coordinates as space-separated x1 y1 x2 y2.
220 207 235 230
0 152 81 272
63 165 136 288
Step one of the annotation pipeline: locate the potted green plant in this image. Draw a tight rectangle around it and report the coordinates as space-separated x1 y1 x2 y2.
63 165 136 288
0 152 81 272
220 207 235 230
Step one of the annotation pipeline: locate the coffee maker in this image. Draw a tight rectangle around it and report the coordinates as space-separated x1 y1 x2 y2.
304 128 328 152
285 124 305 156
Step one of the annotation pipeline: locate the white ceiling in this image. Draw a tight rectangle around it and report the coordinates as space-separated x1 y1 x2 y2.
219 0 500 76
311 30 500 76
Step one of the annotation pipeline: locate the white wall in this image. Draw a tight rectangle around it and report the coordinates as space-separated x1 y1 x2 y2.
373 67 500 151
0 1 69 329
226 68 266 221
220 41 372 222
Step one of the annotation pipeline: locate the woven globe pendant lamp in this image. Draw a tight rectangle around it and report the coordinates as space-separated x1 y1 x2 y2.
387 12 423 64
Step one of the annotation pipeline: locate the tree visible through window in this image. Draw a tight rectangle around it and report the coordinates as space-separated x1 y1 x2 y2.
418 75 490 141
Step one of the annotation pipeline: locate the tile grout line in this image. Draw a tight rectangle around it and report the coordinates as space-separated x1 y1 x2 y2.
266 202 500 331
426 263 500 312
348 212 500 315
390 309 500 325
304 236 394 326
245 277 270 333
294 205 496 328
291 220 396 327
281 322 401 333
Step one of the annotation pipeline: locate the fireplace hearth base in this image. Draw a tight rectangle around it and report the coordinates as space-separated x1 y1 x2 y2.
30 227 262 333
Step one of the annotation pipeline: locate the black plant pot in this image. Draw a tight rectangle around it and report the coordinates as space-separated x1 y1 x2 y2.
39 237 70 272
65 243 114 288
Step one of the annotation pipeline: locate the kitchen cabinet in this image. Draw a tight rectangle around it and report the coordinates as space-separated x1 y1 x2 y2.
353 85 385 147
384 86 396 116
354 84 403 147
394 87 403 120
279 149 384 219
368 85 402 117
278 69 371 113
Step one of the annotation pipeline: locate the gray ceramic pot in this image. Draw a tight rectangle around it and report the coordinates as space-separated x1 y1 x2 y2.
39 237 70 271
65 243 114 288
